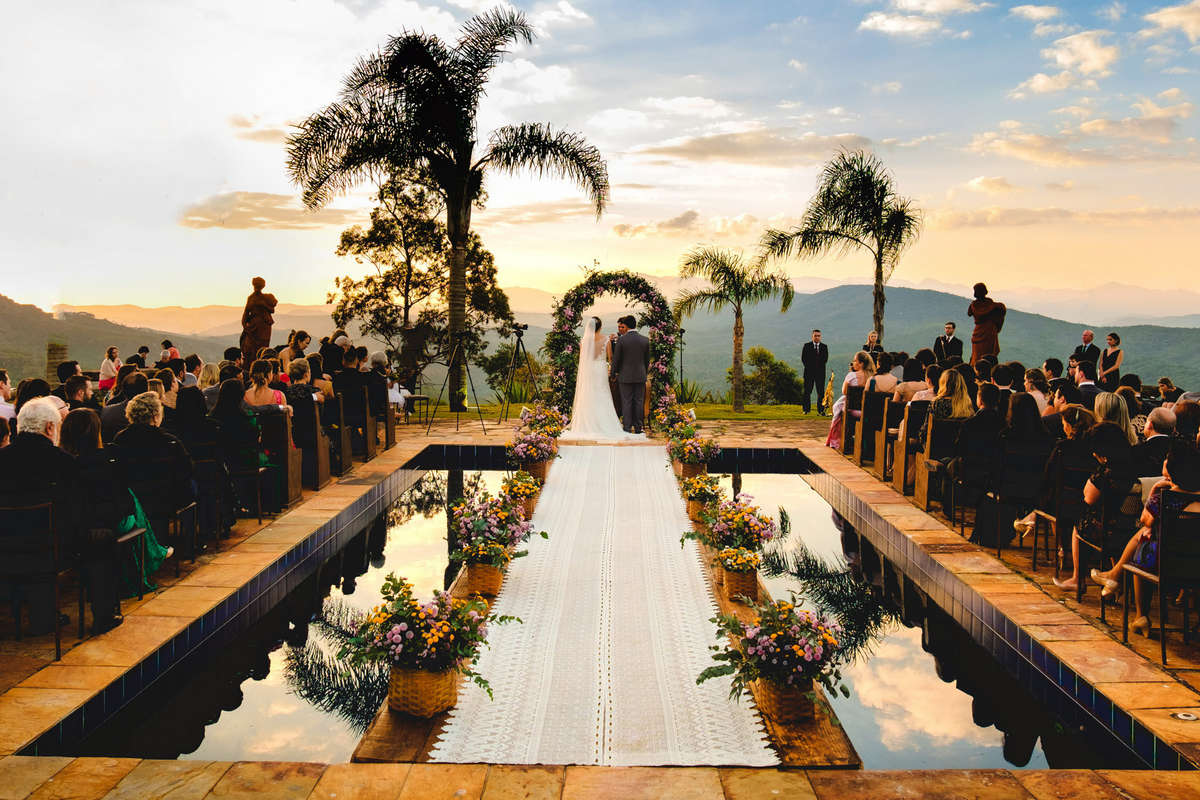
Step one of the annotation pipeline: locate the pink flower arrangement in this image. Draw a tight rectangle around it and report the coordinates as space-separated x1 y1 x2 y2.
507 429 559 464
705 493 777 550
668 433 720 465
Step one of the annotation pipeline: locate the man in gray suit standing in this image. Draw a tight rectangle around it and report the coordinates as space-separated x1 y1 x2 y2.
610 314 650 433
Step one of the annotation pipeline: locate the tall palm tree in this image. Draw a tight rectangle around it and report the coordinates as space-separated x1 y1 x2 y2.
287 8 610 410
759 150 921 343
672 247 794 413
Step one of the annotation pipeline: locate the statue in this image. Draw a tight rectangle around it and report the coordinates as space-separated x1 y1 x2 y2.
240 277 278 366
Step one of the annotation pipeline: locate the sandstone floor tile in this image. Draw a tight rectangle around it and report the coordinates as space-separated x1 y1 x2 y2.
562 766 723 800
808 769 1034 800
0 756 73 800
930 552 1011 574
0 656 50 695
1096 770 1200 798
397 764 488 800
480 765 564 800
58 615 188 668
27 757 140 800
0 688 93 752
1042 640 1165 684
1097 681 1200 709
309 762 409 800
104 759 231 800
17 665 125 692
1013 770 1125 800
1024 624 1110 642
718 767 816 800
208 550 281 568
176 564 264 589
127 587 232 619
208 762 325 799
1128 706 1200 744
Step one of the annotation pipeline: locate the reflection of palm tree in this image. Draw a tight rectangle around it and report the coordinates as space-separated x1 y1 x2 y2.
284 598 388 734
762 508 897 662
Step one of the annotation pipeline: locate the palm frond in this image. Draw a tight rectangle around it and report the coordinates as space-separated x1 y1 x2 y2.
671 287 730 321
283 643 388 733
455 7 535 94
478 123 609 214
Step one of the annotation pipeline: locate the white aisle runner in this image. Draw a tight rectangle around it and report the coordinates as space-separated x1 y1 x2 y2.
429 445 778 766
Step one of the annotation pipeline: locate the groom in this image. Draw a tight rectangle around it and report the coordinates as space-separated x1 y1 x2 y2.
610 315 650 433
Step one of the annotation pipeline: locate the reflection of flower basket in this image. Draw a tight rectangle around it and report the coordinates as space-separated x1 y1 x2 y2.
723 569 758 602
526 460 550 483
521 494 538 520
753 678 815 724
389 666 459 717
465 564 504 597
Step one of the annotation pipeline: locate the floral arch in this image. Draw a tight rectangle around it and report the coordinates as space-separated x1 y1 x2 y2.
545 270 679 412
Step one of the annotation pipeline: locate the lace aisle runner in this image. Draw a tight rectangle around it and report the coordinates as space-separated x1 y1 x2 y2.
429 446 777 766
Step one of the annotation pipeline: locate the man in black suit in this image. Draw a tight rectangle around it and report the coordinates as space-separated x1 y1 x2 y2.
51 360 81 401
101 373 149 444
1075 360 1101 409
1041 384 1080 439
933 321 963 364
333 348 367 427
1133 408 1175 477
1072 330 1101 369
800 329 829 415
1042 357 1069 395
611 315 650 433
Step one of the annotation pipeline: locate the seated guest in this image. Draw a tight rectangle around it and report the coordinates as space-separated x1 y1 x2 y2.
826 351 876 449
914 347 937 368
268 358 289 390
0 369 13 424
333 348 367 425
318 331 350 376
182 354 202 388
1005 360 1026 382
125 345 150 368
281 330 310 370
1132 407 1175 477
64 375 99 411
911 364 941 402
888 352 906 380
1094 391 1138 445
1075 361 1101 409
1013 405 1097 538
1172 400 1200 445
306 353 334 399
1052 422 1136 593
915 368 974 446
1042 383 1081 438
60 409 171 603
954 362 977 406
892 359 928 403
1158 377 1183 404
110 393 195 523
105 365 139 406
1066 354 1080 386
222 346 243 372
991 363 1014 418
1115 386 1146 437
101 373 149 443
366 352 390 417
1091 443 1200 632
206 365 240 411
15 378 53 418
198 362 220 393
1023 368 1050 414
244 359 290 412
173 386 223 461
211 379 265 471
1043 358 1068 395
955 382 1004 460
52 360 82 400
867 352 898 393
98 347 121 392
155 368 179 411
1003 392 1050 447
355 346 370 373
284 359 321 450
161 340 180 360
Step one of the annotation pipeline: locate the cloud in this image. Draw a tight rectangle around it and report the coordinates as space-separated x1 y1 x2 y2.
474 199 598 226
969 131 1113 166
642 96 736 119
880 133 943 148
1045 179 1076 191
529 0 592 32
1075 95 1195 143
859 12 945 36
612 210 701 238
228 114 292 144
892 0 982 13
488 58 574 107
1008 70 1096 98
872 81 904 94
1052 104 1093 118
787 59 807 71
635 129 871 165
1162 65 1196 73
1042 30 1120 75
1010 5 1060 22
1142 1 1200 43
1099 2 1125 23
179 192 361 229
929 205 1200 229
964 175 1018 194
1033 22 1073 36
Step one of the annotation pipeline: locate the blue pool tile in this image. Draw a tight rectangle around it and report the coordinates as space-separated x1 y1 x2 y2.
1113 708 1134 744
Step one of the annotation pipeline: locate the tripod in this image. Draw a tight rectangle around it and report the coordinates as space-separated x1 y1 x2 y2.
498 325 541 424
425 334 488 435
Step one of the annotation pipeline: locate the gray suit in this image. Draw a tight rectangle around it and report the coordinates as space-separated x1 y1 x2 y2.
611 330 650 432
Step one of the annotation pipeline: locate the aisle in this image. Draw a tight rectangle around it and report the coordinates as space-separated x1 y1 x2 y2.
430 445 777 766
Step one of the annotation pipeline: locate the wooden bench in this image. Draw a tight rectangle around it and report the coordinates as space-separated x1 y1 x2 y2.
259 412 304 508
325 394 354 477
870 399 907 481
914 416 966 512
382 400 396 450
840 386 865 457
890 401 930 495
852 390 887 468
360 387 377 462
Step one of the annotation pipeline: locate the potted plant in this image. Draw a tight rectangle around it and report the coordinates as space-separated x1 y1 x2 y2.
699 595 848 725
713 547 761 602
681 474 722 523
507 429 559 482
669 433 719 478
502 470 542 520
705 493 777 552
450 492 546 597
520 402 570 439
342 574 516 717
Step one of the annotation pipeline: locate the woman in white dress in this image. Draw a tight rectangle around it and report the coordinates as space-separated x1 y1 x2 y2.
825 351 876 450
560 317 637 442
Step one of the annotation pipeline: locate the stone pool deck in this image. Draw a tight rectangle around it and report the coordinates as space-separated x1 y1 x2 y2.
0 757 1196 799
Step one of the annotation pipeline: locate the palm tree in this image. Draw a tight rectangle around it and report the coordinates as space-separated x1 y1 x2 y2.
672 247 794 413
287 8 610 410
759 150 921 343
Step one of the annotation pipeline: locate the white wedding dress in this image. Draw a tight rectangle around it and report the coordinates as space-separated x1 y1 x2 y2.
560 318 639 443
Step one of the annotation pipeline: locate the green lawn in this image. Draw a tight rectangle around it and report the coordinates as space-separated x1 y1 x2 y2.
690 403 828 420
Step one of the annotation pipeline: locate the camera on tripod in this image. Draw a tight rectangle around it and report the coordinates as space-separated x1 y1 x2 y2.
513 322 530 333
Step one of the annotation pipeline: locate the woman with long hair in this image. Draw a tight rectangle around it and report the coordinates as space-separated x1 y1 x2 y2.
1023 368 1050 414
826 351 876 450
1094 391 1138 445
1098 332 1123 392
98 346 121 392
243 359 290 413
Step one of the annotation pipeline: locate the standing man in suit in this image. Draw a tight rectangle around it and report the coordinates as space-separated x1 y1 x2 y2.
611 315 650 433
801 330 829 415
933 322 963 363
1072 330 1101 369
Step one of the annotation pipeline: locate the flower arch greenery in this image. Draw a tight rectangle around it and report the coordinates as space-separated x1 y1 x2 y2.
544 270 678 412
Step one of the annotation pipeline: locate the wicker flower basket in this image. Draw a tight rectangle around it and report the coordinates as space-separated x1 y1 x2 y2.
525 460 550 483
753 677 815 724
389 666 459 717
521 494 538 520
672 459 683 478
686 499 705 523
464 563 504 597
680 462 707 479
723 569 758 603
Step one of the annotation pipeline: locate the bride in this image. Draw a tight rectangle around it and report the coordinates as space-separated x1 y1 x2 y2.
560 316 637 442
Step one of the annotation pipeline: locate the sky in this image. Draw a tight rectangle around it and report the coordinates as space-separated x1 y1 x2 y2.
1 0 1198 311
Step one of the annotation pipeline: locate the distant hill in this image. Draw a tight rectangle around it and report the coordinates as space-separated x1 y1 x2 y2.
0 295 230 380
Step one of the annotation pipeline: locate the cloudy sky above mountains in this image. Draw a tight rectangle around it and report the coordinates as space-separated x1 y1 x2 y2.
2 0 1197 309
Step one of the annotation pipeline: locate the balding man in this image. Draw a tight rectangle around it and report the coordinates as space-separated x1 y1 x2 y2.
1072 330 1100 369
1133 407 1175 477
